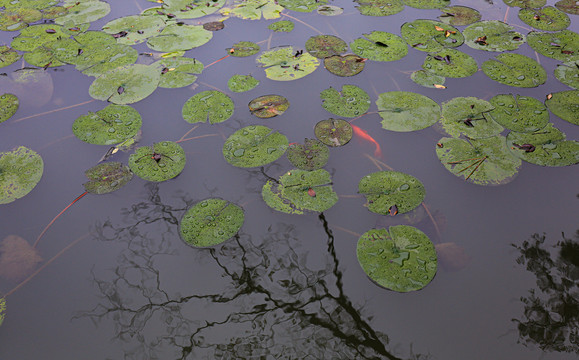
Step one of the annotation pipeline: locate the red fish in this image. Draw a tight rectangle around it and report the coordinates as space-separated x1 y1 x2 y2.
351 124 382 158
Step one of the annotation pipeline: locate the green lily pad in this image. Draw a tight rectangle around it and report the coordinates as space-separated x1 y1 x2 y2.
72 104 142 145
438 6 481 26
0 297 5 326
324 54 365 77
506 124 579 167
262 169 338 214
0 7 42 31
555 60 579 90
40 5 67 20
248 95 289 119
1 0 59 10
440 97 502 139
54 0 111 25
72 42 139 76
0 94 19 124
555 0 579 15
268 20 294 32
51 31 116 65
277 0 327 12
0 146 44 204
320 85 370 118
354 0 404 17
180 198 244 248
486 94 549 133
358 171 425 215
481 53 546 88
286 138 329 171
89 64 160 105
463 21 526 52
403 0 450 9
223 125 288 168
545 90 579 126
527 31 579 63
401 19 464 52
377 92 440 132
519 6 570 31
228 41 260 57
350 31 408 62
314 118 353 146
411 70 446 88
161 0 226 19
422 49 478 78
147 24 212 52
222 0 283 20
305 35 348 59
356 226 437 292
23 44 65 68
0 46 20 68
203 21 224 31
83 162 133 195
503 0 546 7
436 136 521 186
10 24 67 51
182 90 234 124
153 57 203 88
102 15 166 45
317 5 343 16
257 46 319 81
128 141 186 182
228 74 260 93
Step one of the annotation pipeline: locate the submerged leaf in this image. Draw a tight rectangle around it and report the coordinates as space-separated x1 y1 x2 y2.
324 54 365 77
305 35 347 59
223 125 288 168
128 141 186 182
481 53 547 88
377 91 440 132
228 74 260 93
0 235 42 281
314 118 353 146
83 162 133 194
411 70 446 88
320 85 370 118
0 146 43 204
268 20 294 32
358 171 426 215
182 90 234 124
286 138 329 170
248 95 289 119
438 6 481 26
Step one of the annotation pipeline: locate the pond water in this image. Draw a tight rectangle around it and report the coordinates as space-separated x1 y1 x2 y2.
0 0 578 359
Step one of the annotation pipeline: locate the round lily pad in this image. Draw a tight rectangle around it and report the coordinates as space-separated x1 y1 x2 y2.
146 24 212 52
180 198 244 248
0 146 44 204
0 94 18 124
518 6 570 31
262 169 338 214
358 171 425 215
223 125 288 168
153 57 203 89
422 49 478 78
74 43 139 77
102 15 166 45
463 21 526 52
54 0 111 25
248 95 289 119
228 74 260 92
286 138 329 170
89 64 160 105
51 31 117 65
376 92 440 132
350 31 408 62
1 0 60 10
324 54 365 77
555 60 579 90
182 90 234 124
41 5 68 20
411 70 446 88
314 118 353 146
401 19 463 52
228 41 260 57
23 44 65 68
503 0 546 7
436 136 521 186
0 46 20 68
257 46 319 81
555 0 579 15
320 85 370 118
354 0 404 17
318 5 343 16
83 162 133 194
545 90 579 126
161 0 226 19
527 30 579 62
481 53 546 88
268 20 294 32
72 104 142 145
438 6 481 26
486 94 549 133
356 226 437 292
305 35 348 59
128 141 186 182
223 0 283 20
277 0 327 12
0 7 42 31
440 97 503 139
404 0 450 9
10 24 68 52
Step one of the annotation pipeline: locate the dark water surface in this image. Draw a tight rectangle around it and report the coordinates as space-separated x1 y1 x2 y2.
1 0 578 359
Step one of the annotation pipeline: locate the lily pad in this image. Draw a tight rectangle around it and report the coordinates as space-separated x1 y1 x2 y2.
518 6 570 31
411 70 446 89
0 7 42 31
0 235 42 282
102 15 166 45
182 90 234 124
0 297 4 326
128 141 186 182
72 104 142 145
40 5 67 20
0 146 44 204
222 0 283 20
436 136 521 186
180 198 244 248
248 95 289 119
0 46 20 68
1 0 60 10
486 94 549 133
350 31 408 62
527 31 579 62
356 226 437 292
161 0 226 19
147 24 212 52
354 0 404 17
262 169 338 214
54 0 111 25
83 162 133 194
89 64 161 105
203 21 225 31
463 21 526 52
223 125 288 168
23 44 65 68
403 0 450 9
268 20 294 32
503 0 546 7
401 19 464 52
76 43 139 77
10 24 68 52
51 31 117 65
0 94 19 124
481 53 547 88
314 118 353 146
545 90 579 126
153 56 204 89
358 171 425 215
228 41 260 57
228 74 260 92
318 5 343 16
257 46 319 81
377 92 440 132
324 54 365 77
438 6 481 26
305 35 348 59
555 60 579 90
422 49 478 78
277 0 327 12
320 85 370 118
555 0 579 15
440 97 502 139
286 138 329 170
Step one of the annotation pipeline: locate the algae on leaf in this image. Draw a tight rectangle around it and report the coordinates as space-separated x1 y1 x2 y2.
0 146 43 204
376 91 440 132
0 297 4 327
555 0 579 15
403 0 450 9
314 118 353 146
305 35 348 59
354 0 404 17
182 90 234 124
223 125 288 168
324 54 365 77
268 20 294 32
83 162 133 194
0 46 20 68
0 94 18 124
358 171 425 215
72 104 142 145
248 95 289 119
320 85 370 118
277 0 328 13
286 138 329 171
482 53 546 88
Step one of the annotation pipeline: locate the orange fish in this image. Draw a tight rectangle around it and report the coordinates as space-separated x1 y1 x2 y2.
351 124 382 158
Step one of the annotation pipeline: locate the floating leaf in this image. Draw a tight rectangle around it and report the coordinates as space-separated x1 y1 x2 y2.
1 0 60 10
555 60 579 90
320 85 370 118
180 198 244 248
486 94 549 133
436 136 521 186
305 35 347 59
228 74 260 92
358 171 425 215
268 20 294 32
463 21 526 52
0 146 44 204
527 30 579 62
440 97 502 139
262 169 338 214
545 90 579 126
503 0 546 7
0 297 4 327
228 41 260 57
0 94 18 124
277 0 327 12
0 235 42 281
83 162 133 194
0 46 20 68
54 0 111 25
481 53 546 88
350 31 408 62
356 226 437 292
41 5 67 20
23 43 65 68
518 6 570 31
161 0 226 19
222 0 282 19
51 31 116 65
555 0 579 15
0 7 42 31
404 0 450 9
153 56 203 88
377 91 440 132
318 5 343 16
72 104 142 145
256 46 319 81
0 68 53 107
89 64 160 105
438 6 481 26
422 49 478 78
182 90 234 124
354 0 404 17
203 21 225 31
10 24 67 51
324 54 365 77
401 19 463 52
248 95 289 119
147 24 212 52
102 15 166 45
314 118 352 146
128 141 186 182
286 138 329 170
223 125 288 168
411 70 446 88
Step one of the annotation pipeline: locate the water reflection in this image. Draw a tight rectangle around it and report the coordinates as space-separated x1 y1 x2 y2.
512 230 579 354
80 183 429 359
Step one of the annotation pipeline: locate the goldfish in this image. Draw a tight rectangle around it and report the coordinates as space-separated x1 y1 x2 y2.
351 124 382 158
